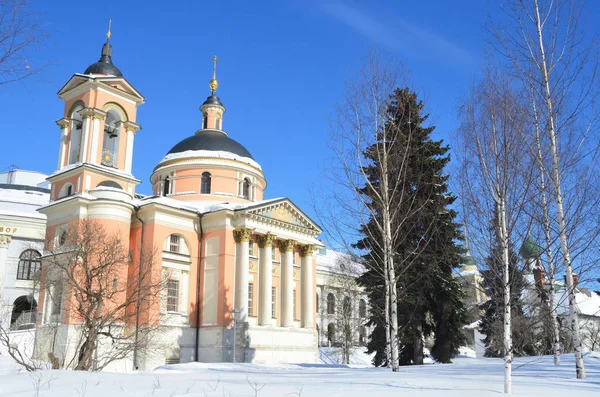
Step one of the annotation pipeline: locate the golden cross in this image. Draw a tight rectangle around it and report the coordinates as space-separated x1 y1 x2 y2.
107 19 112 40
213 55 218 78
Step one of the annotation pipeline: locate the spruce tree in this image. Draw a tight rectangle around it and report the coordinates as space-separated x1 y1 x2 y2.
356 87 466 366
479 242 536 357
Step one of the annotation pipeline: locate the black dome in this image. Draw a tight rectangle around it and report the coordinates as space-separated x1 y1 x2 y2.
202 95 224 107
84 41 123 77
84 61 123 77
167 130 254 159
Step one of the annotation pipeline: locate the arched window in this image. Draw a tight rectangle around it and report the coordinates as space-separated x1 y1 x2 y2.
68 106 83 164
163 177 171 196
343 296 351 316
102 110 121 167
359 299 367 318
327 293 335 314
11 295 37 328
242 178 251 199
201 172 211 194
58 183 74 199
203 114 208 129
17 250 42 280
327 323 336 344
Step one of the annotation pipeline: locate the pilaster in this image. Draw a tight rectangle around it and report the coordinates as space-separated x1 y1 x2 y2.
0 234 12 300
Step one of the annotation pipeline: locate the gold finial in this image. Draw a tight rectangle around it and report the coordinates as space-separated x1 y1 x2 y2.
209 55 219 94
106 19 112 40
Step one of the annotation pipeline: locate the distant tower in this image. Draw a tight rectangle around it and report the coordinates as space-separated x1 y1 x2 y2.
520 235 546 289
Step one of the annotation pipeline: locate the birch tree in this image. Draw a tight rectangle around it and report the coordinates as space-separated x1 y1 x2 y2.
458 69 532 394
491 0 600 379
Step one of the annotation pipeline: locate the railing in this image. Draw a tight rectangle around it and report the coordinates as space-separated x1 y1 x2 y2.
10 310 39 330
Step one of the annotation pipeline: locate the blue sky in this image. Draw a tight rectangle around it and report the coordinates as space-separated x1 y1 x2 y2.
2 0 600 224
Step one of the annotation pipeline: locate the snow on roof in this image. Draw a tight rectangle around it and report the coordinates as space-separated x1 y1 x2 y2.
316 248 364 275
555 286 600 318
134 196 286 214
0 183 50 217
50 162 140 182
158 150 262 171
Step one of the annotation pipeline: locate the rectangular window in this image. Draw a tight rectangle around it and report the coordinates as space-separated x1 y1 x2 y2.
271 245 277 261
249 239 255 257
272 287 277 318
167 279 180 312
248 283 254 316
169 235 180 253
293 289 297 320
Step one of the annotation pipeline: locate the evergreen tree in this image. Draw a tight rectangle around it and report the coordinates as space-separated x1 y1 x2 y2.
479 242 536 357
357 87 466 366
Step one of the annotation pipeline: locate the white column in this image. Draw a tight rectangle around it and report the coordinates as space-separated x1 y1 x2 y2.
0 234 12 300
257 233 274 326
80 116 91 162
125 129 135 173
280 240 295 327
300 245 315 329
89 116 101 164
56 120 69 170
233 228 251 323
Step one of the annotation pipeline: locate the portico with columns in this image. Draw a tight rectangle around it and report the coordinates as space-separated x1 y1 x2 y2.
229 198 321 363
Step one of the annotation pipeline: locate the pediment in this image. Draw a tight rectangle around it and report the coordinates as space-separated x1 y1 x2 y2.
238 198 322 236
58 74 144 104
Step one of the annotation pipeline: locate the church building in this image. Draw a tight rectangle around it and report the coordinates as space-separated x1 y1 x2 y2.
34 27 323 371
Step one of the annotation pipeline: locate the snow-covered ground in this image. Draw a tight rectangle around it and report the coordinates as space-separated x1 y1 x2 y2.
0 352 599 396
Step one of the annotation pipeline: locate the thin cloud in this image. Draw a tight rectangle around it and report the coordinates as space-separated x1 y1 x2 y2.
321 1 475 69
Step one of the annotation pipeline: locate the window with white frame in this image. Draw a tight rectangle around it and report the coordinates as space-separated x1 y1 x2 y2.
17 250 42 280
169 235 181 253
242 178 251 199
166 279 180 312
271 286 277 318
249 239 255 257
248 283 254 316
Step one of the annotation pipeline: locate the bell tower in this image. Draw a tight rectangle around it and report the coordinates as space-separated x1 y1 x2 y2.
50 21 144 201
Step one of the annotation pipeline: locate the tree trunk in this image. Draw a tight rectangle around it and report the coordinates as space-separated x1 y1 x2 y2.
384 255 392 367
413 322 424 365
532 0 585 379
75 330 96 371
499 199 512 395
532 94 561 366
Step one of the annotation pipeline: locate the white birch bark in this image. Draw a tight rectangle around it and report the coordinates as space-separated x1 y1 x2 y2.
531 94 561 366
532 0 585 379
499 199 512 395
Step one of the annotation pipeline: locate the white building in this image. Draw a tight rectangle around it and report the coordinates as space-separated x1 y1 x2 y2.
315 248 369 348
0 169 50 329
